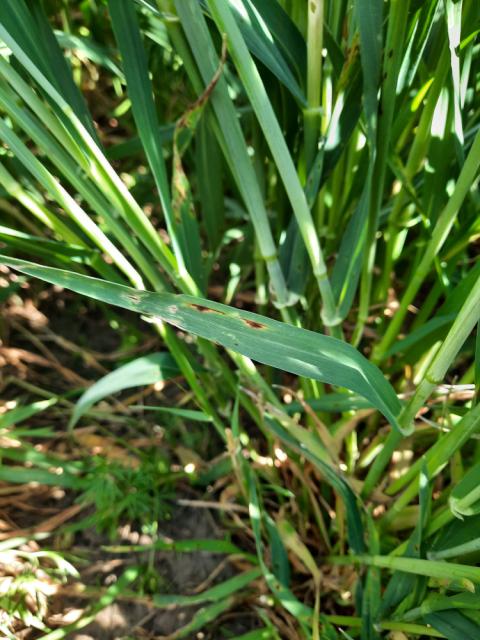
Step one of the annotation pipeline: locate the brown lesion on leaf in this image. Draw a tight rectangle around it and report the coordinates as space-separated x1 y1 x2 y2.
337 32 360 91
175 36 228 131
243 319 266 329
126 294 141 303
171 38 227 225
188 303 225 315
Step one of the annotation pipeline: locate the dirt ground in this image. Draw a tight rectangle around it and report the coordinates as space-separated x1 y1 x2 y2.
51 507 256 639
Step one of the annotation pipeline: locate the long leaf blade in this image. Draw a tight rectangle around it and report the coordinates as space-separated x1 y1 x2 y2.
1 256 403 433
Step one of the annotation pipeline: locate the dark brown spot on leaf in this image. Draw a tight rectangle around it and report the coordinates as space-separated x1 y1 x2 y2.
188 303 225 315
243 319 266 329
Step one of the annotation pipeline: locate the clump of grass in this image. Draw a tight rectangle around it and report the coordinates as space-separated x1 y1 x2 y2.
0 0 480 637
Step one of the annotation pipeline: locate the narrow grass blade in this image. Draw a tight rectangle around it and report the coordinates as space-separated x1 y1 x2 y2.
231 630 276 640
385 315 456 359
332 182 371 321
1 446 82 475
265 515 291 587
103 538 252 558
353 0 410 343
428 537 480 561
476 320 480 403
354 0 382 144
277 518 320 583
379 465 430 618
278 218 309 302
0 466 81 489
285 394 372 414
152 568 261 607
171 598 234 639
323 615 445 637
171 76 223 292
427 513 480 565
319 65 362 189
0 398 58 429
445 0 465 163
247 468 313 625
0 164 82 245
305 53 362 208
0 226 107 274
397 272 480 432
329 555 480 586
130 406 211 422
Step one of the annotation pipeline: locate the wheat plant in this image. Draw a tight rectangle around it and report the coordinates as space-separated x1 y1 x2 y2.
1 0 480 637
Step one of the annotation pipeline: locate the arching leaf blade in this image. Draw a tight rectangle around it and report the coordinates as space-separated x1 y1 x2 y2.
70 353 181 430
1 256 403 434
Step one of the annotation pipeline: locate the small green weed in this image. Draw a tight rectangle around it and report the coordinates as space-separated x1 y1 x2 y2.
79 454 173 539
